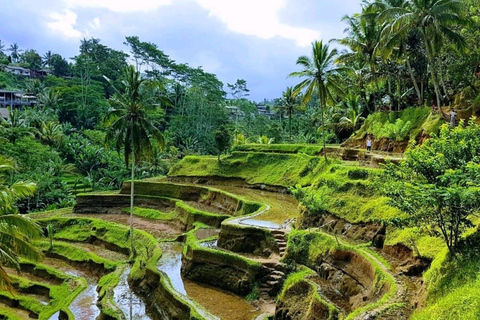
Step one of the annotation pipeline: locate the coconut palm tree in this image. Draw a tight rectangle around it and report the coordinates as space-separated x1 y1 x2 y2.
0 158 41 291
104 65 164 256
42 51 54 67
289 41 344 160
376 0 468 108
37 87 61 110
0 108 35 144
8 43 23 63
337 94 366 132
0 40 6 56
275 87 300 142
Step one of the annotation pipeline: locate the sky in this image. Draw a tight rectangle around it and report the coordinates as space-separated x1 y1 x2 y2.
0 0 361 102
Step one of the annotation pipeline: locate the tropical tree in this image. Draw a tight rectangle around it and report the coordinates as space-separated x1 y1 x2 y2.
0 40 5 55
0 108 35 144
43 51 54 67
383 121 480 255
8 43 23 63
38 121 64 147
37 88 61 110
336 94 365 133
289 40 344 160
376 0 468 108
104 65 164 255
214 125 231 161
338 9 381 111
275 87 300 141
0 157 41 291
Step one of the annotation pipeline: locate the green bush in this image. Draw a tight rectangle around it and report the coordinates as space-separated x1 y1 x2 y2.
347 168 369 180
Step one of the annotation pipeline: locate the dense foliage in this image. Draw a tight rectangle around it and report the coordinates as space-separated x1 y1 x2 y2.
383 120 480 254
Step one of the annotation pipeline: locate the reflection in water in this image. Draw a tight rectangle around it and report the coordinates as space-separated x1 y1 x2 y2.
113 267 152 320
69 274 100 320
157 242 186 295
42 257 100 320
158 241 261 320
48 311 60 320
200 240 218 249
240 219 280 229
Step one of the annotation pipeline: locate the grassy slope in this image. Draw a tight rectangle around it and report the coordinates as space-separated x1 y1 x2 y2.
169 152 331 187
348 107 443 142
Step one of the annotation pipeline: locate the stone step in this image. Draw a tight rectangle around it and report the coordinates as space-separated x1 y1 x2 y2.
264 274 283 281
263 262 281 268
271 270 285 276
271 230 286 235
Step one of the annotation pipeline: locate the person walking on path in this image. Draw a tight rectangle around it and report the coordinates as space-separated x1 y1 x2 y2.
450 108 457 127
366 136 372 152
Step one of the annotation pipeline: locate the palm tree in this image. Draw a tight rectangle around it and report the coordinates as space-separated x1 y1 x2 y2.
289 41 344 160
8 43 23 63
337 94 366 132
37 87 61 110
337 9 382 112
104 66 164 256
275 87 300 142
42 51 54 67
0 40 5 56
0 158 41 291
38 121 64 147
377 0 468 108
0 108 35 144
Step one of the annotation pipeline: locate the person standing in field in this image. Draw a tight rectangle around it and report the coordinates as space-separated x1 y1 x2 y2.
366 136 372 152
450 108 457 127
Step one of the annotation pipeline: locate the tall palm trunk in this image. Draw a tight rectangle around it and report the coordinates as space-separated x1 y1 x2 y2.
406 57 423 105
130 150 135 257
289 109 292 142
423 29 441 109
320 96 327 161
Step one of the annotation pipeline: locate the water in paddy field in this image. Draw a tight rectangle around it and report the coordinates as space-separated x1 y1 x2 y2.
41 257 100 320
157 241 262 319
240 219 281 229
113 266 152 320
69 279 100 320
200 239 218 249
157 242 187 295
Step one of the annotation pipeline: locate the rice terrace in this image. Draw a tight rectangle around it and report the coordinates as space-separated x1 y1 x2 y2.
1 0 480 319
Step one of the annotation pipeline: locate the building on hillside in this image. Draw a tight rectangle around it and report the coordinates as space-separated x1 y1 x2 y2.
256 105 274 118
31 69 53 78
0 90 37 109
2 65 31 76
226 105 245 120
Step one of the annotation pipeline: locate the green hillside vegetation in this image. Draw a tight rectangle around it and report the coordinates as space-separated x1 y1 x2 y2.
348 107 443 142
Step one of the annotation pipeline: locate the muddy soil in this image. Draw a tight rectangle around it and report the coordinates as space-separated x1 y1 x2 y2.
3 265 62 286
163 178 299 225
69 213 184 239
195 228 220 240
63 242 128 261
0 301 35 319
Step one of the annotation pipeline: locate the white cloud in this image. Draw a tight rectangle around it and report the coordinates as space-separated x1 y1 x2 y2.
64 0 172 13
89 17 101 29
47 9 83 38
194 0 320 47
